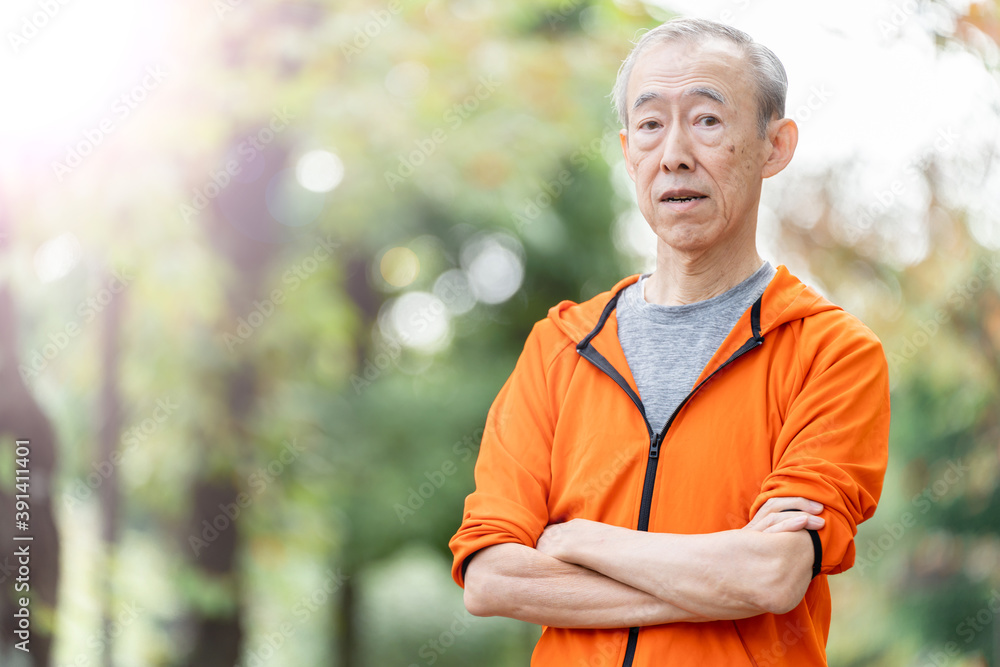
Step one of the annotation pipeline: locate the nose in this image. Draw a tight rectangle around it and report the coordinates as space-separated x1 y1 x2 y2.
660 122 694 173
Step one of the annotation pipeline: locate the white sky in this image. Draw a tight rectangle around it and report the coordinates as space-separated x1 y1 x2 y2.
651 0 997 167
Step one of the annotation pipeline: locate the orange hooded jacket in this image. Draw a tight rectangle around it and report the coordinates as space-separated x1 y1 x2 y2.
449 265 891 666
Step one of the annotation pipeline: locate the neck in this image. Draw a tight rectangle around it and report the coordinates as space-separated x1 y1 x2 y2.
643 225 763 306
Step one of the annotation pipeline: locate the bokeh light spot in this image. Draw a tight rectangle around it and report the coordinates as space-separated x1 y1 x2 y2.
433 269 476 315
34 232 82 283
460 233 524 305
295 150 344 193
387 291 450 352
380 247 420 287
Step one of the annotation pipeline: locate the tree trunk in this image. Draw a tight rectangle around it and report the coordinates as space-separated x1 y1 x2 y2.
179 133 287 667
0 283 61 667
97 271 125 667
335 569 357 667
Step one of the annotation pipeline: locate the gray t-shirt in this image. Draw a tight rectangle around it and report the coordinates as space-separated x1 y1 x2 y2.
616 261 776 434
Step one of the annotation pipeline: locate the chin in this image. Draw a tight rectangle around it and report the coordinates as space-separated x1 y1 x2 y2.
650 220 722 253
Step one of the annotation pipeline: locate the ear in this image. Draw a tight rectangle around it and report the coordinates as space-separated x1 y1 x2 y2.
619 128 636 182
761 117 798 179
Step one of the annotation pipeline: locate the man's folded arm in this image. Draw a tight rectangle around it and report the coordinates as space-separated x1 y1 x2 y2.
463 543 709 628
531 499 823 621
463 497 823 628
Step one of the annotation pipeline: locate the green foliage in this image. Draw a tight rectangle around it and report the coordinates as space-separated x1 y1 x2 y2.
10 0 1000 664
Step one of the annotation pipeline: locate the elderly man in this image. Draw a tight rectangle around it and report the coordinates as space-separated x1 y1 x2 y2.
449 18 890 667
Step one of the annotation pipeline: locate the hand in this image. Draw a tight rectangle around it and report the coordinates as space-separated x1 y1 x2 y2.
536 518 609 563
743 497 825 534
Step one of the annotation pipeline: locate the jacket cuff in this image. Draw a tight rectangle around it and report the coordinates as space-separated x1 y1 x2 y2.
806 528 823 579
779 508 823 578
461 550 479 581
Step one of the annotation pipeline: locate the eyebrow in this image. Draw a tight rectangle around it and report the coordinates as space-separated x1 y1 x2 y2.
686 86 727 105
631 86 728 113
631 91 662 112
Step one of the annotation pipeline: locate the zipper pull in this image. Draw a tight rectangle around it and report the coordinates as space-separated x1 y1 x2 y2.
649 433 660 458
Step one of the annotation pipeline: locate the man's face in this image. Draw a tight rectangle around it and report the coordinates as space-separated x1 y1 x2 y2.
620 38 777 255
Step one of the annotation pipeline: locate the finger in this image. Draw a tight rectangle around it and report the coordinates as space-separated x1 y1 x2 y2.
763 513 825 534
763 514 807 533
775 510 825 527
761 510 804 529
769 497 822 513
744 510 786 532
806 514 825 530
761 497 824 516
745 499 824 531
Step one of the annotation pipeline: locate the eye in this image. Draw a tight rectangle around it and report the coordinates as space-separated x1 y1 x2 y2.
698 116 720 127
638 120 661 131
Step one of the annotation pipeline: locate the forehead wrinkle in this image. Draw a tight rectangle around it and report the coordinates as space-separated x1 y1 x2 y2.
626 41 747 113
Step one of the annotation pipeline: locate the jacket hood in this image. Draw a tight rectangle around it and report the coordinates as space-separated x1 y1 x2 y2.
546 265 841 344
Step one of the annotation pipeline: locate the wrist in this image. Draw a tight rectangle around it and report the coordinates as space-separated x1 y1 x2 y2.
568 520 620 567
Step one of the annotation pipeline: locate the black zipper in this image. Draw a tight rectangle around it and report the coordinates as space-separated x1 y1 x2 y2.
576 292 764 667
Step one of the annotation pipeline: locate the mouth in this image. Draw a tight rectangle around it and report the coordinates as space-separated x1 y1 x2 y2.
660 189 708 203
659 190 708 210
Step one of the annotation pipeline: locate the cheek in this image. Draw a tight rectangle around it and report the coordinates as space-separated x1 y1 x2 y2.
632 154 659 181
710 157 752 197
721 146 758 183
697 130 725 148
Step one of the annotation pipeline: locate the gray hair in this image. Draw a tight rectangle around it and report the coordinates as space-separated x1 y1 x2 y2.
611 18 787 138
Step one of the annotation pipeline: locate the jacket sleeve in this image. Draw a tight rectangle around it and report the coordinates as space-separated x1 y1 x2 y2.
448 321 557 588
749 318 891 576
